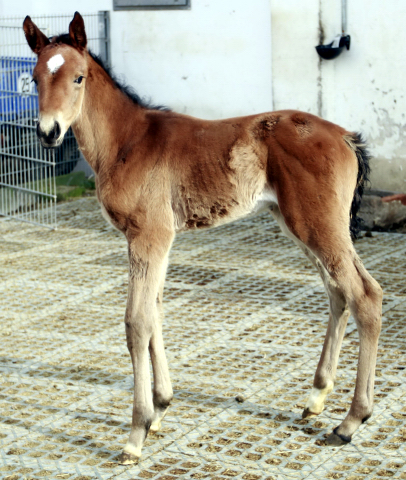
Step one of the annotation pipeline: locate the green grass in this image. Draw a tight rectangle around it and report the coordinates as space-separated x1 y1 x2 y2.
55 171 95 202
55 171 95 188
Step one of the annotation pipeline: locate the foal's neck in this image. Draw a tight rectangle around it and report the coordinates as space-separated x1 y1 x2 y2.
72 53 146 175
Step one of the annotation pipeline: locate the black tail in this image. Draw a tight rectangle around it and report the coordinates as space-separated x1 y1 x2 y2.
346 133 371 240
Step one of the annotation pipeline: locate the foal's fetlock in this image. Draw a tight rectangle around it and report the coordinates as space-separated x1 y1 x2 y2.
325 405 372 447
150 398 172 433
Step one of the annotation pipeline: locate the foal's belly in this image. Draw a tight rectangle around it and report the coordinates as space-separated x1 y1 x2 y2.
175 185 278 233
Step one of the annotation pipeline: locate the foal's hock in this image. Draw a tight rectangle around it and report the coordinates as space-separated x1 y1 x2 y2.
23 11 382 465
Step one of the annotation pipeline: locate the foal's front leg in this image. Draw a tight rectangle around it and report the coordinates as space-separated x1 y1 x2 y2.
149 273 173 432
119 233 173 465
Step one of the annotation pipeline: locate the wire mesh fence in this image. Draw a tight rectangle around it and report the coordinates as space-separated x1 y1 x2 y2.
0 12 109 228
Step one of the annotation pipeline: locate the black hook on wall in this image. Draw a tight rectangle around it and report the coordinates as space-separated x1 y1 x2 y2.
316 34 351 60
316 0 351 60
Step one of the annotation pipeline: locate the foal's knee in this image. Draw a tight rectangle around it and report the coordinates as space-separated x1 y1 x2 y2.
125 316 152 351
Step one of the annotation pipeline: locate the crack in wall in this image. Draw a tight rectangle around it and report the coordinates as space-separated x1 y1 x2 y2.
317 0 324 117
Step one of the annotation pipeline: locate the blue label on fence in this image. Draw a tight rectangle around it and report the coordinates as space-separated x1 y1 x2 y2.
0 56 38 122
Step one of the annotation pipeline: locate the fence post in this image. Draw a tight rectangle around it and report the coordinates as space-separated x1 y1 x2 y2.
98 11 111 69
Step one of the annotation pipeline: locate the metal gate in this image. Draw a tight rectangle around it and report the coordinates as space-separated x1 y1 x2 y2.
0 12 110 228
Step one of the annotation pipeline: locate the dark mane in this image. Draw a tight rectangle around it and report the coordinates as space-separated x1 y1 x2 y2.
51 34 169 111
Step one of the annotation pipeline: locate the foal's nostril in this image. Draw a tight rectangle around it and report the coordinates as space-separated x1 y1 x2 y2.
48 121 61 140
54 121 61 139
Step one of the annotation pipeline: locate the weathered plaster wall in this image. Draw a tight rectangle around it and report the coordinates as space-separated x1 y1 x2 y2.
0 0 110 17
271 0 406 191
109 0 273 119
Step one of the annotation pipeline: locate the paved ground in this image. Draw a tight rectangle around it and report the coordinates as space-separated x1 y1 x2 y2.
1 197 406 480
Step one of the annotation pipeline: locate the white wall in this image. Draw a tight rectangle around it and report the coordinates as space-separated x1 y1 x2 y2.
109 0 273 119
271 0 406 192
0 0 110 17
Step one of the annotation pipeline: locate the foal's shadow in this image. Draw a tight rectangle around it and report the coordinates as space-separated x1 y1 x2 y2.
158 389 331 447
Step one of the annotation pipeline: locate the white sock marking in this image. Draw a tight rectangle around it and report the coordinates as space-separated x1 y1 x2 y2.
305 381 334 414
47 54 65 74
123 442 142 458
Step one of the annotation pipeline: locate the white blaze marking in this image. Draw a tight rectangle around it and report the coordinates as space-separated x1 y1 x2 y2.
47 54 65 74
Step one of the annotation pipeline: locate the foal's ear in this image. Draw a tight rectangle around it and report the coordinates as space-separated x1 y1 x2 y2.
23 16 50 54
69 12 87 50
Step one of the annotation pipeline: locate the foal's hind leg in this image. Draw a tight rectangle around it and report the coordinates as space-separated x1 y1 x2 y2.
270 205 350 417
300 247 351 418
302 243 382 443
301 243 381 443
270 205 382 443
324 254 382 444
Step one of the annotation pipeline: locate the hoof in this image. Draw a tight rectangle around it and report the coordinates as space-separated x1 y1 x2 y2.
325 427 351 446
302 408 320 419
149 421 161 433
117 451 140 465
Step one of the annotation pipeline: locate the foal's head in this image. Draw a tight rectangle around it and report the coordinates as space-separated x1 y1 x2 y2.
23 12 88 148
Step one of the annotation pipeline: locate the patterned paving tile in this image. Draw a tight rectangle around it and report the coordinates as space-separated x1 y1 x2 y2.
1 197 406 479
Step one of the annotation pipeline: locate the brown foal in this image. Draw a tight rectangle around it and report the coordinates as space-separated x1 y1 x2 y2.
23 12 382 464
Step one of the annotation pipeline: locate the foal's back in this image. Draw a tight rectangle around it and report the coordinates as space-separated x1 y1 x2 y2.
105 107 356 234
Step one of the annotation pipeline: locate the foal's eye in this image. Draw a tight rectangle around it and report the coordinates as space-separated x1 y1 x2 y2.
31 78 38 85
74 75 84 84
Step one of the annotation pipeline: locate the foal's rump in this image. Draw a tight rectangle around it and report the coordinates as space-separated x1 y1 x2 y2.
259 110 364 244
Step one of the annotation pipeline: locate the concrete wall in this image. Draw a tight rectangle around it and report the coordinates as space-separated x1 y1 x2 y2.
271 0 406 192
109 1 272 119
0 0 110 17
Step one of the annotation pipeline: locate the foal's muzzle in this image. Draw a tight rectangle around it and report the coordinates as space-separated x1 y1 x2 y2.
36 121 62 148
